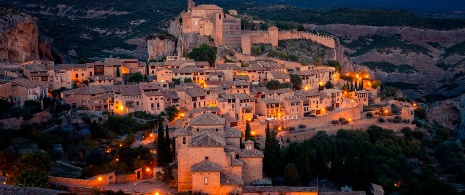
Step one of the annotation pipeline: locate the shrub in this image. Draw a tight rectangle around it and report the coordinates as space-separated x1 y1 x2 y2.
366 112 374 118
378 118 385 123
331 120 339 125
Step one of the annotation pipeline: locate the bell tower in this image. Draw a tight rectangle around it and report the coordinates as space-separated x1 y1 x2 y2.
187 0 195 12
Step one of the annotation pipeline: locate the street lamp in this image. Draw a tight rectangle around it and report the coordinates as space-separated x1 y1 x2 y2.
98 177 102 191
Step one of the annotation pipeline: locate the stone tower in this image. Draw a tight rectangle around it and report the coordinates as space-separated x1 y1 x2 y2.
268 26 279 47
241 35 251 55
214 12 224 46
187 0 195 12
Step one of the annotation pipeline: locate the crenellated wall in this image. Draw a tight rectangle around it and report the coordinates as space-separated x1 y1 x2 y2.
241 27 336 55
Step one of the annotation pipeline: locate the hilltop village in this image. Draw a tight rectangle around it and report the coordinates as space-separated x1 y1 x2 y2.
0 1 420 195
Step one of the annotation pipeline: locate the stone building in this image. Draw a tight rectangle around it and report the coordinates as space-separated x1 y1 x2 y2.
174 112 264 194
182 0 241 47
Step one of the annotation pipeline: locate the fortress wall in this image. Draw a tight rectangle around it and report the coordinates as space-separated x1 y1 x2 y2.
278 30 336 48
49 172 116 188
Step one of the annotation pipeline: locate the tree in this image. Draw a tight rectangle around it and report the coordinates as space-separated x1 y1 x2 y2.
371 79 381 89
157 120 165 166
284 164 300 186
188 43 217 66
329 143 343 186
264 122 281 177
366 112 374 118
16 170 49 188
290 74 302 90
266 80 281 90
162 165 174 183
327 60 341 72
165 125 172 164
129 72 145 83
18 152 51 173
315 145 327 177
116 67 121 77
165 106 179 122
251 46 262 55
172 78 181 85
299 141 311 186
84 147 110 166
342 82 349 91
298 124 306 131
183 77 192 83
355 149 368 191
0 149 20 178
245 121 252 141
325 81 334 89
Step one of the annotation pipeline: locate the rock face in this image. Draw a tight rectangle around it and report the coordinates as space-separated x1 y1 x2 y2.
428 93 465 140
0 7 40 62
147 17 214 60
147 36 176 60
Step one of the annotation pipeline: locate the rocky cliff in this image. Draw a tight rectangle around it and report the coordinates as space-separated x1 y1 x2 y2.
0 7 40 62
306 24 465 100
147 18 214 60
428 93 465 140
0 7 63 63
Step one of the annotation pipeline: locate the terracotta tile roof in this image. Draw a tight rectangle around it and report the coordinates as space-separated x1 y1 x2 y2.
91 93 114 100
205 80 222 86
231 158 244 166
195 61 210 67
11 78 38 88
220 171 244 186
173 127 192 137
148 62 164 67
194 4 222 10
284 96 301 104
269 71 290 79
24 64 48 72
224 126 241 138
294 70 316 76
139 83 161 91
234 75 250 81
275 88 294 94
189 107 220 116
143 91 164 96
216 64 238 70
261 98 280 104
236 93 253 100
243 186 318 193
190 112 225 125
163 90 180 99
208 72 224 76
115 85 141 96
191 160 222 172
190 131 226 146
241 148 264 158
207 87 225 94
186 88 206 97
0 185 69 195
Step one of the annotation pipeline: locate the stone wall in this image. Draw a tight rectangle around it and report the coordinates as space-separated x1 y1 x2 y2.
241 157 262 185
241 28 336 55
147 37 176 60
49 172 116 188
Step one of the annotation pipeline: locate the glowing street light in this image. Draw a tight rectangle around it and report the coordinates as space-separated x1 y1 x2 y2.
278 127 282 131
304 86 308 90
146 168 151 172
98 177 102 191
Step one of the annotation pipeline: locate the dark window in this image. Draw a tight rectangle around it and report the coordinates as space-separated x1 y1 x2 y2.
235 154 239 159
183 137 186 144
205 156 209 160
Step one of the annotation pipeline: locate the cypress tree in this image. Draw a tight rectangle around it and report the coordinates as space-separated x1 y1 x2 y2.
355 148 368 191
157 120 165 166
300 140 311 186
165 125 171 164
329 142 343 186
350 81 354 91
245 121 252 140
116 67 121 77
315 145 327 178
359 81 364 90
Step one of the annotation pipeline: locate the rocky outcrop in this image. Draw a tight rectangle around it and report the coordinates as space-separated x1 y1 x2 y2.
427 93 465 140
147 35 176 60
0 7 40 62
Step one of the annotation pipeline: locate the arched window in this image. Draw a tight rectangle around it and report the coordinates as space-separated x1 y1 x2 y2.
183 137 186 144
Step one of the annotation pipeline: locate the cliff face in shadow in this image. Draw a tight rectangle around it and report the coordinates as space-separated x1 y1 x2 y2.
0 7 40 63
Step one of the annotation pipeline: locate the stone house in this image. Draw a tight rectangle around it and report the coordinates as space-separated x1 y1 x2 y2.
0 78 49 107
351 90 369 107
256 98 281 118
401 106 415 123
174 112 264 194
217 93 255 122
61 85 112 109
267 71 290 83
283 96 302 119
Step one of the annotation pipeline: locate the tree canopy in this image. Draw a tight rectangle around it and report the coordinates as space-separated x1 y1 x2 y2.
188 43 217 66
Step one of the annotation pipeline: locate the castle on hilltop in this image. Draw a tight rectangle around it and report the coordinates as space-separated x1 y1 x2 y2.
182 0 242 47
179 0 336 55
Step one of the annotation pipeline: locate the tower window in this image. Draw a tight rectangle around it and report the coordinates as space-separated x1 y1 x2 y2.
183 137 186 144
205 156 209 160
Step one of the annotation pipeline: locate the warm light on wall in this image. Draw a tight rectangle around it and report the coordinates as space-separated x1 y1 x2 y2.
146 168 151 172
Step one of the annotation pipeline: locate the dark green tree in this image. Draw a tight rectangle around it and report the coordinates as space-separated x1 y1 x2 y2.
18 152 51 173
129 72 145 83
284 163 300 186
355 149 368 191
266 80 281 90
290 74 303 90
116 67 121 77
183 77 192 83
315 145 327 177
299 141 311 186
342 82 349 91
157 120 165 166
245 121 252 140
329 142 343 186
16 170 49 188
325 81 334 89
165 106 179 121
172 78 181 85
188 43 217 66
165 125 172 164
264 123 281 177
